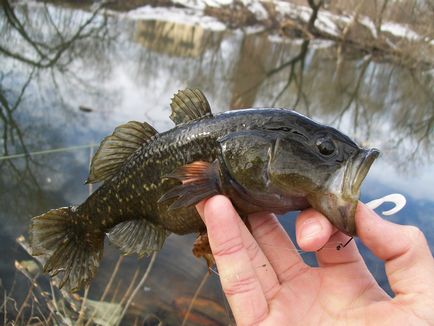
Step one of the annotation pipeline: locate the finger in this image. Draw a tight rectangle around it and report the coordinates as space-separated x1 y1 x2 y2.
249 212 308 283
296 208 335 252
196 200 205 218
198 198 281 300
357 203 434 296
237 216 281 300
296 209 365 267
201 196 269 325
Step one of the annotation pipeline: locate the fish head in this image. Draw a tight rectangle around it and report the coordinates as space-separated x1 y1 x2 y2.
218 111 379 235
266 118 379 236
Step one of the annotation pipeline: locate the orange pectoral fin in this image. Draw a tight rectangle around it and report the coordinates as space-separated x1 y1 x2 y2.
158 160 222 210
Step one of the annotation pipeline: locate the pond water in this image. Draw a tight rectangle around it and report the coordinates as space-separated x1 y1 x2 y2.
0 1 433 324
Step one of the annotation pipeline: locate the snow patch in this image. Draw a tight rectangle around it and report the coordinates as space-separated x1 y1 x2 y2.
245 1 268 21
381 22 421 41
124 5 226 31
123 0 430 45
359 16 378 39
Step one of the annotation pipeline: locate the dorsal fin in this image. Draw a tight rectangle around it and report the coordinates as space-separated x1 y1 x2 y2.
170 88 213 125
86 121 158 184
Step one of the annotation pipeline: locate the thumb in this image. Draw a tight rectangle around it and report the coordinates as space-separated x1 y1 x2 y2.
356 203 434 296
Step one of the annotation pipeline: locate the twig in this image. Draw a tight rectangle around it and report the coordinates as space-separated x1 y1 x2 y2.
76 286 90 325
3 290 7 326
119 268 140 306
118 252 157 325
14 279 35 323
110 281 122 304
84 256 125 326
101 256 124 302
88 146 94 195
181 272 209 326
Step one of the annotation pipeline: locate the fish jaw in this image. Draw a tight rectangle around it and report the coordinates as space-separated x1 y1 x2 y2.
308 148 380 236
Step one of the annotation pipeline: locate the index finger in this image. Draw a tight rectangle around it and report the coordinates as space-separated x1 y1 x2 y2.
199 196 269 325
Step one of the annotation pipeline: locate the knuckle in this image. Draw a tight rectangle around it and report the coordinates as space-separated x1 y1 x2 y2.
245 240 261 261
263 281 280 300
223 271 258 297
279 260 309 283
213 236 244 258
254 218 281 239
248 308 268 326
405 225 425 243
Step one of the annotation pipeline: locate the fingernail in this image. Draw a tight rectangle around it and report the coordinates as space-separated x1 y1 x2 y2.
301 219 323 239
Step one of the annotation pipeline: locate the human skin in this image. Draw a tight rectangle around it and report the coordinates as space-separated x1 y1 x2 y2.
196 195 434 325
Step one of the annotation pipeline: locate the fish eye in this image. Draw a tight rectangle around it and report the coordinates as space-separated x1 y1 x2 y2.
316 138 336 156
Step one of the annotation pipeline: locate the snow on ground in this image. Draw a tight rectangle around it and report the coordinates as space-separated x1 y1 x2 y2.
123 0 430 45
359 16 378 39
381 22 421 40
123 5 226 31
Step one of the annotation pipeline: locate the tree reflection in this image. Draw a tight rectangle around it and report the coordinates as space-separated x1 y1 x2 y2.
229 35 310 110
267 39 310 109
0 0 113 219
0 1 108 69
244 35 433 171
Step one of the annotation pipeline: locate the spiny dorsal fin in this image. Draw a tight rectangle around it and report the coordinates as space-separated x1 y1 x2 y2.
86 121 158 184
107 219 170 257
170 88 213 125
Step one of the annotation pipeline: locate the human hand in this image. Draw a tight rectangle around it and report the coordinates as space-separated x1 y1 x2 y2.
196 195 434 325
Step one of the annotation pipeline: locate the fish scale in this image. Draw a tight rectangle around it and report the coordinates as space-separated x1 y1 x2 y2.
29 89 379 291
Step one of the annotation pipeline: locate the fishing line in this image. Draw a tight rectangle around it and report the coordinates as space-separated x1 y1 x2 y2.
0 143 98 161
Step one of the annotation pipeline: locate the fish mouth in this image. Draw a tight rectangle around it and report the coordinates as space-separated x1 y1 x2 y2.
320 147 379 236
303 148 380 236
344 148 380 197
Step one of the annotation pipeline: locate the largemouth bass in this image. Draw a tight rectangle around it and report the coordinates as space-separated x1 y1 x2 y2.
29 89 379 291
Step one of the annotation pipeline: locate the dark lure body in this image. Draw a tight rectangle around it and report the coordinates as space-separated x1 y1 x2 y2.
29 89 379 291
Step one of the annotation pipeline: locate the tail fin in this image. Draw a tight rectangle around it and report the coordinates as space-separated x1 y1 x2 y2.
29 207 104 292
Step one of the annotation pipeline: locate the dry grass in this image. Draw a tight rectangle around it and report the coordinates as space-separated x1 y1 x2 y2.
0 239 159 326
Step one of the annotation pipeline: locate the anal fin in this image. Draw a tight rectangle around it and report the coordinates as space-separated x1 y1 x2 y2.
107 219 170 257
158 160 222 210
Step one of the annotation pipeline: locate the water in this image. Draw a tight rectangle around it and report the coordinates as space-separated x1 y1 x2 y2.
0 1 433 324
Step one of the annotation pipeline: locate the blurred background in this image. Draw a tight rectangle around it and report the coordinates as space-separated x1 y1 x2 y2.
0 0 433 324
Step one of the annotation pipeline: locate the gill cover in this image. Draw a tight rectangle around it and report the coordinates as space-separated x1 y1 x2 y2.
218 131 273 192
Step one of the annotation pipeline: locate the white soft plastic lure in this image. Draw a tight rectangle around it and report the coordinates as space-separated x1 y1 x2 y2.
365 193 407 215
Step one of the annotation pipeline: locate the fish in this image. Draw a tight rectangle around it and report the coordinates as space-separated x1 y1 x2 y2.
29 88 379 291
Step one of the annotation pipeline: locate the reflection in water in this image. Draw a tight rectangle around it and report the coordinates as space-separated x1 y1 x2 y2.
231 37 311 110
0 1 108 68
0 1 433 324
233 37 433 169
135 20 210 58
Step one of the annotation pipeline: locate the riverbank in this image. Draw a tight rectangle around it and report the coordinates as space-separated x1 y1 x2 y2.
98 0 434 70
